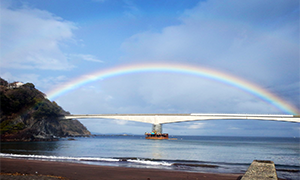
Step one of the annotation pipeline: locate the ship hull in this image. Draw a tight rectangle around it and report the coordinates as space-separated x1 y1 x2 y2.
145 133 169 140
145 136 169 140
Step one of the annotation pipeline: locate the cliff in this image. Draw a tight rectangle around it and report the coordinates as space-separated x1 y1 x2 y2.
0 78 91 141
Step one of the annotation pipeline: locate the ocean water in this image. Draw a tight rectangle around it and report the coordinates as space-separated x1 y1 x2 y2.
1 136 299 180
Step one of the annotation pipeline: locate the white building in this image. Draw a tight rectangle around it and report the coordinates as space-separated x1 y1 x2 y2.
8 82 24 89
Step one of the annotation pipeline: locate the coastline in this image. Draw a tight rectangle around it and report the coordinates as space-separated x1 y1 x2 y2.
1 157 243 180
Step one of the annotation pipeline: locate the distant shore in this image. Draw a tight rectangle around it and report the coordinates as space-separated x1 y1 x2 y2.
1 157 243 180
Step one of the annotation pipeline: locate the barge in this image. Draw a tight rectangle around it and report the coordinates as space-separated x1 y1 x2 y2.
145 131 168 140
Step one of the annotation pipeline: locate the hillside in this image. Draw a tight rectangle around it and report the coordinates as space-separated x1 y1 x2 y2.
0 78 90 141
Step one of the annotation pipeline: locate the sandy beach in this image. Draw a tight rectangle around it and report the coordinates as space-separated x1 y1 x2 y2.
1 157 243 180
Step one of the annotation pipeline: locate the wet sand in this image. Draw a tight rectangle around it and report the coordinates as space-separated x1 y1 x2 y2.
1 157 243 180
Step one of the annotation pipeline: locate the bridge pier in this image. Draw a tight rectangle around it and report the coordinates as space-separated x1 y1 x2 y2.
152 124 162 134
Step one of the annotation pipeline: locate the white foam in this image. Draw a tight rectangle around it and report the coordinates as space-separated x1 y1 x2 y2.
128 159 172 166
0 153 172 166
0 153 119 162
78 157 119 162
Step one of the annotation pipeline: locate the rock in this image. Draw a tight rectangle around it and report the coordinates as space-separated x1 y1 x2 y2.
241 160 278 180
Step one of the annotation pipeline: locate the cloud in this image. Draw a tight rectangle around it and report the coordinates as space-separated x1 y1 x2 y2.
0 71 69 93
113 120 128 125
0 4 77 70
121 0 299 82
187 122 205 129
227 126 241 130
68 54 103 63
52 72 281 116
120 0 299 113
123 0 141 19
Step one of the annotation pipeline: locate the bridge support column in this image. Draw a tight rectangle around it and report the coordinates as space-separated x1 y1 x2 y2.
152 124 162 134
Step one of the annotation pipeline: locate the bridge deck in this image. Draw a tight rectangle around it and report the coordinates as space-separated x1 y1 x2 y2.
62 114 300 124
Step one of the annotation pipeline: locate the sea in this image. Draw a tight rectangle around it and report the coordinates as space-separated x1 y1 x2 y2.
1 135 299 180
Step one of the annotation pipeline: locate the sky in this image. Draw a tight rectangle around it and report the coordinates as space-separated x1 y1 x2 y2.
0 0 299 137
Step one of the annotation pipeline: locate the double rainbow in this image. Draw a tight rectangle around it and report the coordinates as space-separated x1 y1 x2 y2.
46 63 299 115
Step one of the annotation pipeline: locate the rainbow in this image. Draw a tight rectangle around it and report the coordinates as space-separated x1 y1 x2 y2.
46 63 299 114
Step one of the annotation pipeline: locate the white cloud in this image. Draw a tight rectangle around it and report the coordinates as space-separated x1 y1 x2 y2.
0 71 69 93
187 122 205 129
228 126 241 130
121 0 299 83
0 4 77 70
120 0 299 113
123 0 141 19
68 54 103 63
113 120 128 125
0 72 42 85
0 72 20 83
51 71 281 116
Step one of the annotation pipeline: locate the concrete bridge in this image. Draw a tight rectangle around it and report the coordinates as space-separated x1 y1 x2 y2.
62 113 300 134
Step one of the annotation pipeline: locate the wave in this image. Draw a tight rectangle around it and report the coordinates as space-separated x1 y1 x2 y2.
0 153 172 167
0 153 119 162
0 153 221 169
127 159 172 166
0 153 235 166
1 153 299 175
173 163 218 168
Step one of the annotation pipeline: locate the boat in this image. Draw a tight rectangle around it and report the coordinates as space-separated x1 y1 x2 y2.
145 131 169 140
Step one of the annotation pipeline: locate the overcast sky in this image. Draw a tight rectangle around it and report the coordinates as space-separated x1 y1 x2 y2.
0 0 299 137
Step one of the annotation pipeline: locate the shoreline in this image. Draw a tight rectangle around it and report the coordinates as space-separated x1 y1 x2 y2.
1 157 243 180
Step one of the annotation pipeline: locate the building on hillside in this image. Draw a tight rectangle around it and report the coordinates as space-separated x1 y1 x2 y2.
8 82 24 89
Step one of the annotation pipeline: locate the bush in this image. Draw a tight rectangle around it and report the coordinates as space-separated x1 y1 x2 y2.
33 101 61 119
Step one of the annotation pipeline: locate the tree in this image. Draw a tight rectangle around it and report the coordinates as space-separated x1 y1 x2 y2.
23 83 35 89
33 101 61 119
0 78 8 87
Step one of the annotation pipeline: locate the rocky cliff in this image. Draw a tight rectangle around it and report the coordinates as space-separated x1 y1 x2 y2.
0 78 91 141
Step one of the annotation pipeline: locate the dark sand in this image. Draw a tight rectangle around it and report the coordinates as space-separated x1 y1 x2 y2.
1 157 243 180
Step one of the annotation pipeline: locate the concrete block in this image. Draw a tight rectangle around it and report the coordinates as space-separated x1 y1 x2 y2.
241 160 278 180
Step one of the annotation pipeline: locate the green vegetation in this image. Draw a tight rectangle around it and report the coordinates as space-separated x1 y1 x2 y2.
33 101 60 119
0 120 25 134
0 77 77 139
0 77 90 141
0 78 65 118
